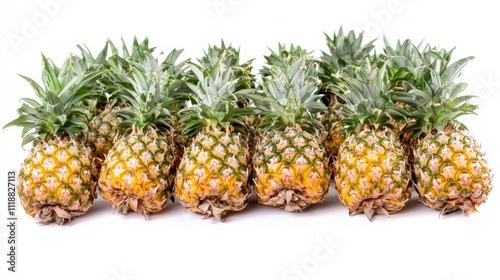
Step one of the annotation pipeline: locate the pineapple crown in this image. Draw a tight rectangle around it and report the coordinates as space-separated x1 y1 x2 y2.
191 40 255 92
99 37 164 106
260 43 316 77
107 36 156 67
100 38 190 112
381 38 454 93
72 41 109 75
392 47 476 138
319 27 376 94
4 55 103 146
199 40 244 69
113 51 187 134
69 37 161 112
250 56 326 133
381 38 424 91
70 41 111 111
179 62 255 136
334 64 408 133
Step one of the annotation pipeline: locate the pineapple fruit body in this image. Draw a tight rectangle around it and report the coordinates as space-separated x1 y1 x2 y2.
335 127 411 220
253 126 330 212
99 130 176 218
18 138 97 225
413 129 492 215
174 128 251 221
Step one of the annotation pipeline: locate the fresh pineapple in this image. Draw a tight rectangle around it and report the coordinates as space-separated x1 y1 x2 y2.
4 55 103 225
319 28 376 158
174 62 254 221
334 65 411 220
84 37 159 163
393 48 493 215
98 51 186 218
251 56 330 212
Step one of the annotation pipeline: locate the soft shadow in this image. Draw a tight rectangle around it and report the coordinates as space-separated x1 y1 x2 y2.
301 187 344 214
84 197 112 216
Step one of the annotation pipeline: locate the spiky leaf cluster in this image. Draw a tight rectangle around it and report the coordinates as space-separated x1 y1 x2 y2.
4 55 103 146
180 62 254 137
319 27 376 100
251 56 326 133
334 65 408 133
191 40 255 92
260 43 317 78
113 52 188 134
391 47 476 137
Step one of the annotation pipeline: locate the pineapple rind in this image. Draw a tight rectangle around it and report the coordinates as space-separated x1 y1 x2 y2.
335 128 411 220
174 129 251 221
413 129 492 215
18 138 97 225
253 127 330 212
99 131 175 218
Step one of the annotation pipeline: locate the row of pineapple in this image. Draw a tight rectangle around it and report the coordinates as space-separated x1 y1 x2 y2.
5 29 493 225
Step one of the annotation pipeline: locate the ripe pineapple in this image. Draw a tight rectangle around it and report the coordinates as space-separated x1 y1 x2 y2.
251 56 330 212
4 55 103 225
174 62 254 221
393 48 493 215
77 37 166 165
319 28 376 158
334 65 411 220
98 52 185 218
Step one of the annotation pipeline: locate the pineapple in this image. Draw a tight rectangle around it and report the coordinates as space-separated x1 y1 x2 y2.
174 62 254 221
251 56 330 212
4 55 103 225
78 37 166 165
394 48 493 215
319 28 376 158
334 65 411 220
98 51 185 218
86 38 159 157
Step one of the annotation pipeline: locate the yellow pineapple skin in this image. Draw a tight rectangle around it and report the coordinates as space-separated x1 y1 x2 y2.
85 106 123 163
322 101 345 159
335 128 411 219
413 129 492 215
253 127 330 212
174 129 251 221
98 131 175 217
18 138 97 225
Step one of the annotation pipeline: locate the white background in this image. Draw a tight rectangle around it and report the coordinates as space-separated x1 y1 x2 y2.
1 1 499 279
